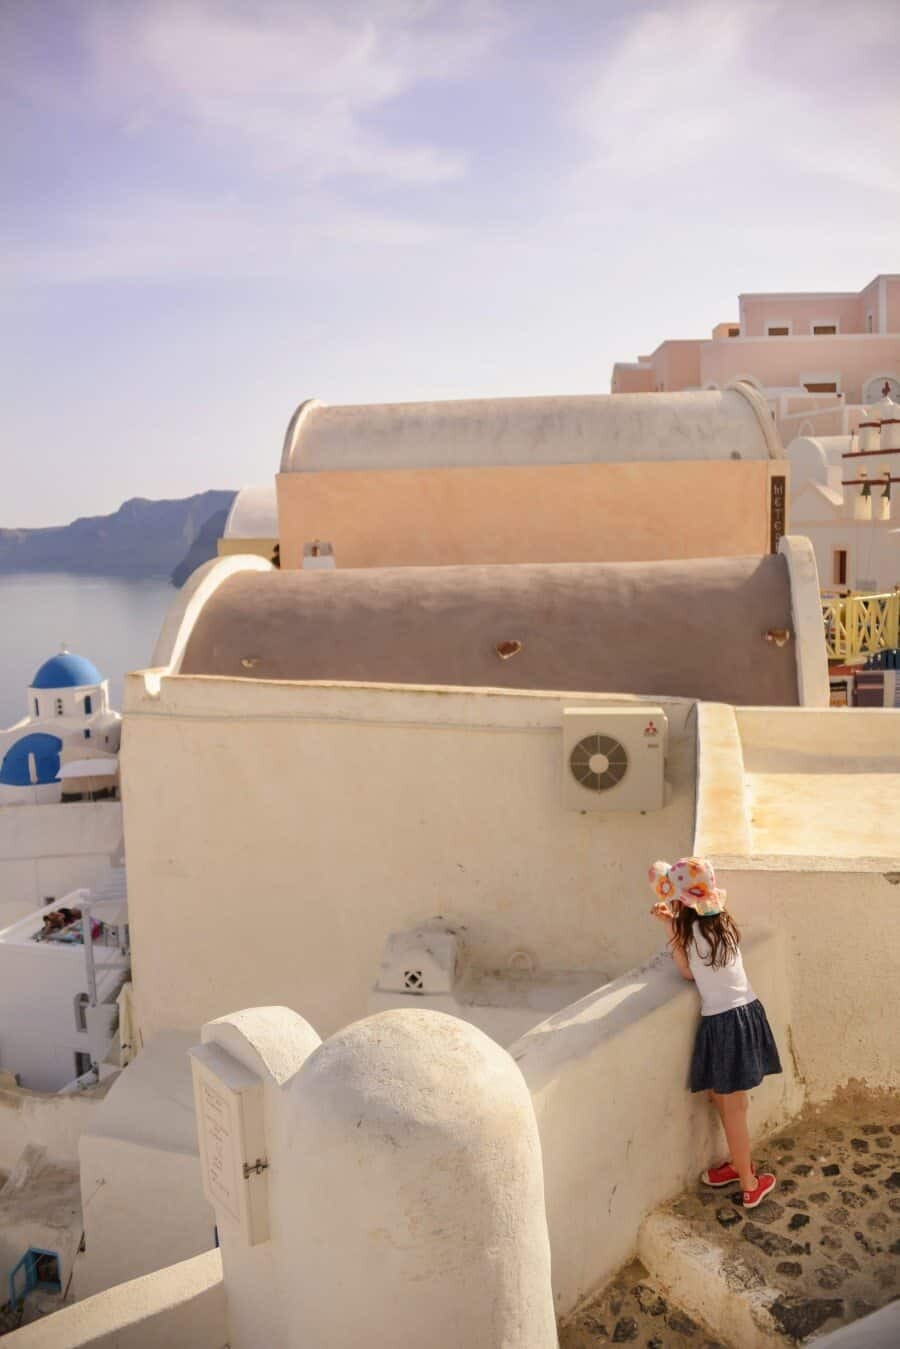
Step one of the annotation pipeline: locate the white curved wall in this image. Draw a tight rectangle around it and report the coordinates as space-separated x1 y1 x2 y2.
281 387 779 473
150 554 272 675
223 485 278 541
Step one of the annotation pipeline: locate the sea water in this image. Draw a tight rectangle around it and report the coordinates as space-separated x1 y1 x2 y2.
0 573 174 728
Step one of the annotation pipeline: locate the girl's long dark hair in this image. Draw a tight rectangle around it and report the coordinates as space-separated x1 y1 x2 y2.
671 905 740 969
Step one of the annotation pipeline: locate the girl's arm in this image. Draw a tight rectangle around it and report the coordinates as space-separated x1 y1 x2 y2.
650 902 694 981
668 939 694 981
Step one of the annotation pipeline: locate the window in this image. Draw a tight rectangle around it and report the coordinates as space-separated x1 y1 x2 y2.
55 698 63 716
833 550 847 587
867 313 874 333
74 993 89 1031
767 325 790 336
74 1051 93 1078
813 325 837 335
33 698 39 717
84 729 91 740
804 381 838 394
728 327 740 337
84 695 92 715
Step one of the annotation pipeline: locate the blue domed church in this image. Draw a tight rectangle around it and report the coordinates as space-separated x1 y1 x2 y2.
0 649 121 805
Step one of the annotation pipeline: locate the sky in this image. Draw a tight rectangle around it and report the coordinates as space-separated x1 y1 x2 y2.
1 0 899 527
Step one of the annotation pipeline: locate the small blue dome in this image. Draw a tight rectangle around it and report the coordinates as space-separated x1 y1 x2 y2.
0 733 62 787
31 652 102 690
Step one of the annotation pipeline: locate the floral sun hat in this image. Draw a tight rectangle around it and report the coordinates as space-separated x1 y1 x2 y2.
648 857 726 917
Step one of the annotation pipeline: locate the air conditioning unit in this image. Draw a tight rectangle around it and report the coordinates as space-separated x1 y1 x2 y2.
562 707 667 813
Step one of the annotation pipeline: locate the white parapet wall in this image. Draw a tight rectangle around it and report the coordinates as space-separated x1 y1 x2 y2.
0 1081 111 1173
777 534 830 708
191 1007 556 1349
694 701 900 1103
72 1032 216 1300
3 1249 226 1349
121 677 698 1046
512 930 799 1319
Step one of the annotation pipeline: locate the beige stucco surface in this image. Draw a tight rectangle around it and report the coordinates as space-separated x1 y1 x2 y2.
179 555 800 706
222 484 277 540
0 1082 110 1173
276 458 778 569
121 680 698 1043
693 703 900 1104
696 705 900 862
73 1032 213 1299
275 1010 557 1348
280 387 779 473
216 537 276 560
4 1249 226 1349
513 929 800 1317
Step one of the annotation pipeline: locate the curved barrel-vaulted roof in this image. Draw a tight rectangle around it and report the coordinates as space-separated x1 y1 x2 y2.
280 385 781 474
178 556 798 706
223 484 278 539
31 652 103 690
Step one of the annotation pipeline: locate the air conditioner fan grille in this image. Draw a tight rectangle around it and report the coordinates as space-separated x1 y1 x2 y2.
569 733 629 791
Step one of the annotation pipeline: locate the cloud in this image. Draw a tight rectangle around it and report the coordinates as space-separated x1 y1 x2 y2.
567 0 900 198
82 0 511 183
0 191 458 285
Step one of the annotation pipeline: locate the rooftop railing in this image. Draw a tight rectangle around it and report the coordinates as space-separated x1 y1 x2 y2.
823 591 900 660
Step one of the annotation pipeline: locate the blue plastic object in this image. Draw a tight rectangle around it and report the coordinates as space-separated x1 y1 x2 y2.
8 1248 61 1308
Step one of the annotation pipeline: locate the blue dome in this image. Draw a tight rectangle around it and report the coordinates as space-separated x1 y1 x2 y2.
0 733 62 787
31 652 102 690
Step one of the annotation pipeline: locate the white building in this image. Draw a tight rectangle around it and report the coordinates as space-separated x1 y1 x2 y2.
0 651 120 808
787 392 900 594
0 652 123 927
0 872 129 1093
216 484 278 564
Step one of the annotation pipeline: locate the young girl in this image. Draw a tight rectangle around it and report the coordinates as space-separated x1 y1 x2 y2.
649 857 782 1209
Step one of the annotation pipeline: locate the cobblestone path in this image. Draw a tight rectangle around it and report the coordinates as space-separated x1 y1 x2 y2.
560 1097 899 1346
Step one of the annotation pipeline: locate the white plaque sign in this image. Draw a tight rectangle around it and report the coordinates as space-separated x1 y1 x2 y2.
190 1041 269 1245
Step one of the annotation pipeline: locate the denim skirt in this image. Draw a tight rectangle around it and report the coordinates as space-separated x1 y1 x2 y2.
689 998 782 1094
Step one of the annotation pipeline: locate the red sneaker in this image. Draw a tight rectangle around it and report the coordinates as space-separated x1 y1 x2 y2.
700 1161 741 1187
742 1173 777 1209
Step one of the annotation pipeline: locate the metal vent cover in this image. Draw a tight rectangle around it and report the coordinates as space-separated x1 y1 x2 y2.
569 733 629 792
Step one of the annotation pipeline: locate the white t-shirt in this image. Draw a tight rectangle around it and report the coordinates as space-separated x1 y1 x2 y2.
687 928 756 1017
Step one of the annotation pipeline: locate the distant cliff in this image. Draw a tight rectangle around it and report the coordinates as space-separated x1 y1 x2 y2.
169 506 232 587
0 491 236 586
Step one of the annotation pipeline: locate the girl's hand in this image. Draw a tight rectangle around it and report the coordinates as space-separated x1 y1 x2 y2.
650 901 674 923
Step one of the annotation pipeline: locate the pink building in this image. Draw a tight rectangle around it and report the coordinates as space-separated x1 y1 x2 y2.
612 274 900 442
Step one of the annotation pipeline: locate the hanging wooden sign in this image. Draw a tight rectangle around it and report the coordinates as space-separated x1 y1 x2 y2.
770 474 786 554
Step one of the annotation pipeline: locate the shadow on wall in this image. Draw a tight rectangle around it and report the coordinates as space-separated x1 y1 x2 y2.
512 931 801 1319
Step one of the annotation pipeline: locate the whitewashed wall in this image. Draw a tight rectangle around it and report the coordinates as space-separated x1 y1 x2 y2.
121 676 697 1043
0 1082 108 1172
0 801 122 927
4 1249 226 1349
513 930 799 1318
72 1031 214 1300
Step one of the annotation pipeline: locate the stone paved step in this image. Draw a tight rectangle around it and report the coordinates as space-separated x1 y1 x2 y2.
638 1101 899 1347
559 1259 731 1347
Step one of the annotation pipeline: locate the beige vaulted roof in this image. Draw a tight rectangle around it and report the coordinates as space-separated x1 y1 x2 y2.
179 555 798 707
280 384 781 474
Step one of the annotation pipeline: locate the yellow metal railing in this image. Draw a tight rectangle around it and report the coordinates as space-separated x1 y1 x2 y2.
822 591 900 660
